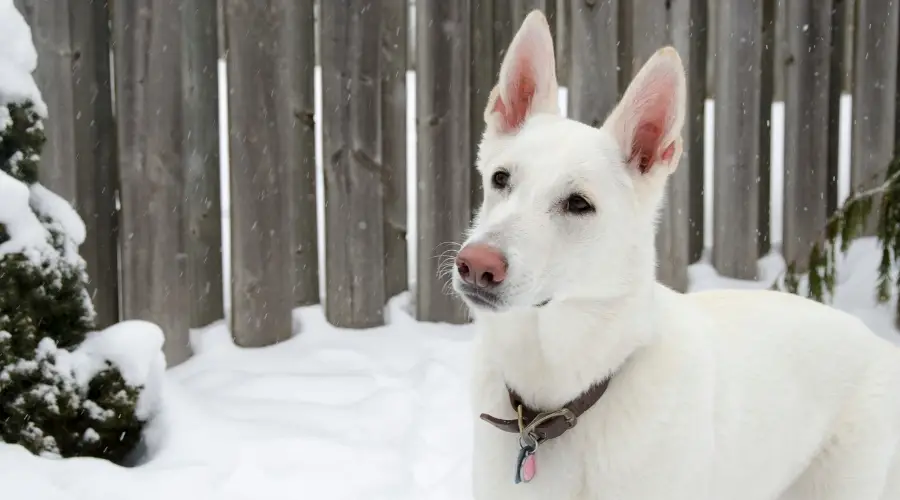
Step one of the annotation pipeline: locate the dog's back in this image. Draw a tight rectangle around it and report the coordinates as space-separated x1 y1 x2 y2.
675 287 900 499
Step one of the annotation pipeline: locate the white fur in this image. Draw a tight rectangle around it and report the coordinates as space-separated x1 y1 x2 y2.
453 10 900 500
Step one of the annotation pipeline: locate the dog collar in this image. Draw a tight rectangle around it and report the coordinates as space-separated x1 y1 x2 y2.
479 378 612 484
479 379 611 442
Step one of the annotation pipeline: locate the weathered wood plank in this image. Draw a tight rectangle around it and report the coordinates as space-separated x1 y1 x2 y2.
18 0 77 203
182 0 224 327
70 0 120 329
471 0 513 212
840 0 855 94
114 0 191 365
669 0 706 285
568 0 618 127
685 0 708 263
711 0 763 280
470 0 494 212
624 0 704 292
555 0 570 87
321 0 386 327
627 2 677 288
617 0 632 94
543 0 557 64
383 0 408 300
758 0 774 257
705 0 716 97
852 0 899 234
829 0 848 216
773 0 787 102
416 0 471 324
782 0 835 271
225 0 296 345
217 0 227 58
493 0 515 69
282 0 319 307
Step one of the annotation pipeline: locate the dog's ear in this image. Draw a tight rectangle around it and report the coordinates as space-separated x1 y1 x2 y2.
484 10 559 135
603 47 686 176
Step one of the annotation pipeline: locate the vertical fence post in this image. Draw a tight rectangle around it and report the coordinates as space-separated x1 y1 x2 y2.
626 2 675 287
471 0 512 212
625 0 705 292
225 0 296 345
711 0 764 280
383 0 409 301
114 0 191 365
321 0 387 327
684 0 708 264
758 0 775 257
705 0 717 97
782 0 835 271
493 1 515 72
69 0 120 328
852 0 900 234
415 0 471 324
555 0 570 87
15 0 77 203
617 0 633 93
217 0 228 58
470 0 493 212
282 0 319 308
182 0 223 328
626 0 706 291
827 0 847 214
568 0 619 127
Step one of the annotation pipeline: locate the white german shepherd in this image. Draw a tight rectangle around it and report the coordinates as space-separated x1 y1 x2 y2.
452 10 900 500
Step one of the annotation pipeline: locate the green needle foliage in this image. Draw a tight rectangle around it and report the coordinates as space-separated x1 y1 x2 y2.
0 100 145 464
773 154 900 320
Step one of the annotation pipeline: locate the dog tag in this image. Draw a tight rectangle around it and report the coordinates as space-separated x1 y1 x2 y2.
514 445 537 484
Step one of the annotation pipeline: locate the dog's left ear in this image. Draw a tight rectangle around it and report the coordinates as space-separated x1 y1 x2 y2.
603 47 686 176
484 10 560 135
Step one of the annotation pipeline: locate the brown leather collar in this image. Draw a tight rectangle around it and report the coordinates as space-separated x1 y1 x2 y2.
479 378 612 444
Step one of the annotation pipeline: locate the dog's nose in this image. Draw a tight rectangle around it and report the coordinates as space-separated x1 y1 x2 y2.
456 243 507 287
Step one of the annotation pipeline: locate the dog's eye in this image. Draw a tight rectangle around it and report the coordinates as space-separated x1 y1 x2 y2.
563 194 595 215
491 170 510 190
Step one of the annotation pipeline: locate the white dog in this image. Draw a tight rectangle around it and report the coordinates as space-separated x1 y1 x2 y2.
452 10 900 500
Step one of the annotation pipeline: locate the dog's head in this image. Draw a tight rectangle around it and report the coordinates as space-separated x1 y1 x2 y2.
452 10 686 314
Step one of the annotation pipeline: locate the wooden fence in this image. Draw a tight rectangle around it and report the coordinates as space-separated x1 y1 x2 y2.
14 0 900 366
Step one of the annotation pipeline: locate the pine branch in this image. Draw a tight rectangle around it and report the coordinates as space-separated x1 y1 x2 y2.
771 157 900 302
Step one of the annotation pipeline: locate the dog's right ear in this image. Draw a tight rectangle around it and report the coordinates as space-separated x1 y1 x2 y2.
484 10 559 135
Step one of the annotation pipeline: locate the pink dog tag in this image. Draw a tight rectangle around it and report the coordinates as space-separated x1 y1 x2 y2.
514 445 537 484
521 453 536 482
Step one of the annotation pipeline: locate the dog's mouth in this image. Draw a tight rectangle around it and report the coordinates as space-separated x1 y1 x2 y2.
457 284 504 311
456 283 552 312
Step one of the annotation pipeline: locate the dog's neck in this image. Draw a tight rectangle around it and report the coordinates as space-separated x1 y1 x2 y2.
475 282 659 410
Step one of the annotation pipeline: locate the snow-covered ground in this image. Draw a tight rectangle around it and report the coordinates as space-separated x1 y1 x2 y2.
4 19 900 500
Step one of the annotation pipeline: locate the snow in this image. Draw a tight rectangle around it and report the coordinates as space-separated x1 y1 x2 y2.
30 183 87 246
0 0 45 116
0 168 50 259
3 8 900 498
69 321 167 420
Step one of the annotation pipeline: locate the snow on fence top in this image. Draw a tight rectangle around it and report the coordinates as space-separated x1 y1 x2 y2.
0 0 46 116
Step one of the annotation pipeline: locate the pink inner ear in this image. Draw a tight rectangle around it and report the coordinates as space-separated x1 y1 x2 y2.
492 57 537 134
626 87 675 173
630 122 662 174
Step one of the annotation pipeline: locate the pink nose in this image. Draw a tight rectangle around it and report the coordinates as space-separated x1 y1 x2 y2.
456 243 507 287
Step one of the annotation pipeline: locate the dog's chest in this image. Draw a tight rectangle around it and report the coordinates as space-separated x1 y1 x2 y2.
471 407 677 500
471 416 591 499
469 346 715 499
